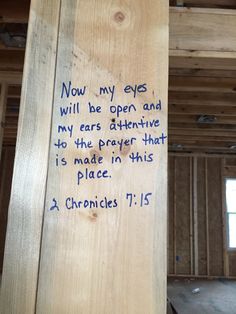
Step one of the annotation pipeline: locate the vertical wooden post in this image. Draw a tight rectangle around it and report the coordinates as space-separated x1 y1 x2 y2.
193 156 199 275
1 0 169 313
221 158 229 277
205 157 210 276
0 0 61 313
189 157 194 275
173 157 177 275
0 82 8 160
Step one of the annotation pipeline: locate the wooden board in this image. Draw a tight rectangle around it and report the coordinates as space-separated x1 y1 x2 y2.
1 0 169 313
170 7 236 54
0 0 61 312
35 0 169 313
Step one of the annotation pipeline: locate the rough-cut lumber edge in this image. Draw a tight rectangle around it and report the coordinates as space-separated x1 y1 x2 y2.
0 0 60 313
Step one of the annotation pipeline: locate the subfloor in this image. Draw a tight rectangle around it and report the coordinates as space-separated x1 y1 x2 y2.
168 278 236 314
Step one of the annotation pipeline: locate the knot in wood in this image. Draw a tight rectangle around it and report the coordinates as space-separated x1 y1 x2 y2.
114 11 125 23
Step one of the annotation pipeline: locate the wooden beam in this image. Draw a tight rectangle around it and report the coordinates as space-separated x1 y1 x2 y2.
0 0 61 312
169 92 236 107
170 136 236 144
169 138 236 146
170 0 236 9
169 55 236 70
205 158 210 276
169 122 236 131
169 68 236 78
169 104 236 116
193 157 198 275
35 0 168 312
169 152 236 158
173 157 177 275
169 115 236 125
169 144 236 153
0 72 22 85
221 159 229 277
170 7 236 55
169 76 236 93
2 0 169 313
189 157 194 275
169 129 236 138
168 274 236 279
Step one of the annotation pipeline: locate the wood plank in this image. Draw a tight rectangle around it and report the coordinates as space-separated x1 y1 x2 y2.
169 104 236 116
221 158 229 277
169 139 236 147
189 157 193 275
169 92 236 107
170 7 236 54
169 114 236 125
0 0 61 313
169 146 236 154
193 157 198 275
205 158 210 276
0 71 22 84
170 0 236 9
169 122 236 131
196 157 207 275
169 153 236 159
170 135 236 143
35 0 169 313
168 156 175 275
169 55 236 70
169 129 236 138
174 157 177 275
170 68 236 78
169 76 236 93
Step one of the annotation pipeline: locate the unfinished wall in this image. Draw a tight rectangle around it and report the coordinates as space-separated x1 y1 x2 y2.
168 154 236 278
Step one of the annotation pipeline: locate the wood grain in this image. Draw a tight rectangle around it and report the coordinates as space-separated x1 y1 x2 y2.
36 0 169 313
170 7 236 54
0 0 60 312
